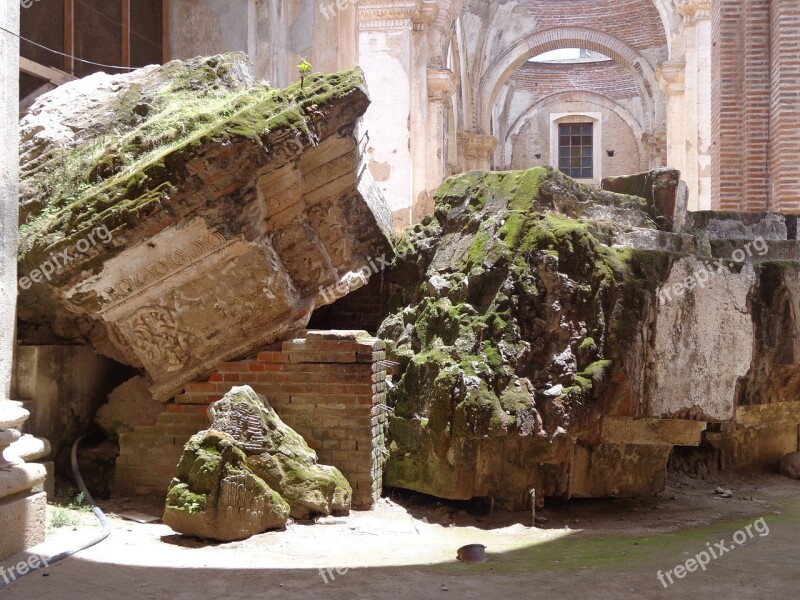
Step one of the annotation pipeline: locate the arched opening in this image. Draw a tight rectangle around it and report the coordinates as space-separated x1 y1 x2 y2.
483 29 665 178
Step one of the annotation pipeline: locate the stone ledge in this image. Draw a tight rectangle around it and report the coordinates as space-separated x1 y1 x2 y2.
735 401 800 429
601 417 706 446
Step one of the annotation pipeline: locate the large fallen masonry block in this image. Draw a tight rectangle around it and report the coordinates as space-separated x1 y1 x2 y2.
377 167 800 507
17 53 394 401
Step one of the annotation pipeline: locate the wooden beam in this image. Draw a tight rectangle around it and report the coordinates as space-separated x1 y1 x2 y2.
121 0 131 69
162 0 171 63
19 56 77 86
64 0 74 74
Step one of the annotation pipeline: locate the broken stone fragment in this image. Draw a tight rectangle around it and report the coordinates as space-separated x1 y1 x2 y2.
780 451 800 479
17 53 394 401
209 386 352 519
95 376 162 441
163 429 290 542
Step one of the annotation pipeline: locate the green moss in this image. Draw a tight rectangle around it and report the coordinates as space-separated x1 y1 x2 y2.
580 360 612 381
19 59 367 272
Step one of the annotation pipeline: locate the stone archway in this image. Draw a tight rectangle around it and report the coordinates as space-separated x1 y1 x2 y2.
476 27 664 137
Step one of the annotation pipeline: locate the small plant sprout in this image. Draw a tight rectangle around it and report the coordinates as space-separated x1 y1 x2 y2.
298 59 312 89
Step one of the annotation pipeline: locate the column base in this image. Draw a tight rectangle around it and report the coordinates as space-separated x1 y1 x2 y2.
0 491 47 562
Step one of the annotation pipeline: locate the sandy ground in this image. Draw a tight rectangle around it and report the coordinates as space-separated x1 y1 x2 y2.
1 471 798 600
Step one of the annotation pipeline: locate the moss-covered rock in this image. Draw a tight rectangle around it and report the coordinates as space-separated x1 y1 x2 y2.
209 386 352 519
163 429 290 541
377 167 674 507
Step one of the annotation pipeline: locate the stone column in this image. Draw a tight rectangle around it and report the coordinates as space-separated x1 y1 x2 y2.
358 0 436 230
458 131 499 171
668 0 712 211
0 0 47 561
416 67 457 218
657 59 686 178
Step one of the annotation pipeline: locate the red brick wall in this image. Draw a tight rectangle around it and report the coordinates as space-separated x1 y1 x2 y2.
115 331 388 510
308 276 392 334
769 0 800 211
525 0 667 51
509 60 640 101
712 0 800 212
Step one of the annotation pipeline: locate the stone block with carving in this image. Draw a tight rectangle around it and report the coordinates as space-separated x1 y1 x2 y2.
163 429 290 542
208 386 352 520
17 53 394 401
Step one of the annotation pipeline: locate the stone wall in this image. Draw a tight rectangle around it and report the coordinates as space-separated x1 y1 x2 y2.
116 331 387 510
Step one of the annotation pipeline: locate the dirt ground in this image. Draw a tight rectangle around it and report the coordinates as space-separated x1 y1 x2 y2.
2 471 798 600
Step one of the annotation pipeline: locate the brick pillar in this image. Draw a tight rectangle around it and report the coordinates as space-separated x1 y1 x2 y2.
769 0 800 211
116 331 388 510
712 0 770 211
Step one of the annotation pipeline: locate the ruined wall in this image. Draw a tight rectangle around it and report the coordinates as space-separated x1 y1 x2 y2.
116 332 387 510
169 0 358 87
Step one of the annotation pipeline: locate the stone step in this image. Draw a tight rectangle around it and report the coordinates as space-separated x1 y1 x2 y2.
708 239 800 262
613 229 697 253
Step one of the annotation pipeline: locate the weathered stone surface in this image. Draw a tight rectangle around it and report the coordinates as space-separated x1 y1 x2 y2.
17 53 393 401
209 386 351 519
780 451 800 479
376 166 800 506
163 429 289 542
96 376 162 441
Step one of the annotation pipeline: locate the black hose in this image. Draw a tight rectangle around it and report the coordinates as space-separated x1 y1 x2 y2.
0 434 111 589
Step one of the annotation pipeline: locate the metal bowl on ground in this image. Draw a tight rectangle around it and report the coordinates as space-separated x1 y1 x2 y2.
456 544 487 562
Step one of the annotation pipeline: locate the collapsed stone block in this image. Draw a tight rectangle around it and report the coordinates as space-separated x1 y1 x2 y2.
377 166 800 507
17 53 393 401
208 385 351 519
163 386 351 541
163 429 290 542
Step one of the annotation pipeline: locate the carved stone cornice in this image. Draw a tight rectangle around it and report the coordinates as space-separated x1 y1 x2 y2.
656 60 685 95
358 0 421 29
359 0 436 31
674 0 711 23
427 68 457 103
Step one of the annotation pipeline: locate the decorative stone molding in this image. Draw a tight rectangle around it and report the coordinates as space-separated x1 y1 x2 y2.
427 68 457 103
657 60 686 95
358 0 436 30
674 0 711 22
458 131 499 171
